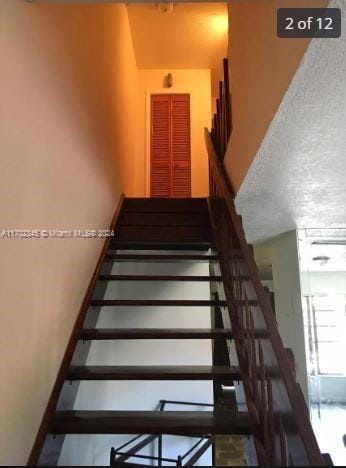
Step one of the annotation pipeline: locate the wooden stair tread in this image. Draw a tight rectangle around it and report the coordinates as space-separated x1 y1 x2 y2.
67 365 241 381
52 410 251 435
80 328 233 340
99 275 223 282
104 253 220 262
122 198 209 213
90 299 228 307
116 225 212 243
120 212 210 226
109 241 213 251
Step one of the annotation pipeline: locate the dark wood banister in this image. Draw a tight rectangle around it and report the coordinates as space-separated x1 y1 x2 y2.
205 127 325 466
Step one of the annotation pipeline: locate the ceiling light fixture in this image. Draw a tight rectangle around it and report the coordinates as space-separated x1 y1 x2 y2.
312 255 330 266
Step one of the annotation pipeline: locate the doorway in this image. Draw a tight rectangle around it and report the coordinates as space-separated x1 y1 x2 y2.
151 94 191 198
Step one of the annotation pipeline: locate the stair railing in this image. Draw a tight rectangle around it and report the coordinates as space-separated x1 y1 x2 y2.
205 129 325 466
210 58 232 162
110 400 213 467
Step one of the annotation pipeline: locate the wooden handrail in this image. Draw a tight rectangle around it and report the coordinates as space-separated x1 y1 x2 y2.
205 128 325 466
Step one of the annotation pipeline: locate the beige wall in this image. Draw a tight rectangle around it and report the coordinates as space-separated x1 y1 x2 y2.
225 0 328 192
135 69 211 197
0 2 137 465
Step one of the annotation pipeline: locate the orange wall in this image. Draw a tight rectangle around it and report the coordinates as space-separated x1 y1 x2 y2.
135 69 211 197
224 0 328 192
0 2 137 464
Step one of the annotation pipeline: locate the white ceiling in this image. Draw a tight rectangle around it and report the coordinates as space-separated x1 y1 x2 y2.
235 0 346 244
127 3 228 70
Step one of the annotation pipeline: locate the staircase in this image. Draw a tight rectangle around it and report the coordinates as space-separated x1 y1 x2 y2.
28 54 326 466
28 193 326 466
56 199 249 450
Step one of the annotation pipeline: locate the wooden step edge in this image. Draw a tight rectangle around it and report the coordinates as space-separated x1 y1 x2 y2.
119 223 211 228
51 410 251 435
98 275 223 282
66 365 242 381
122 198 209 213
104 254 220 262
90 299 259 307
90 299 228 307
79 328 234 340
109 241 214 251
79 328 267 340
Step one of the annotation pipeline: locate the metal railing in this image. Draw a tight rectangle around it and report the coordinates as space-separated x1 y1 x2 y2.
110 400 213 467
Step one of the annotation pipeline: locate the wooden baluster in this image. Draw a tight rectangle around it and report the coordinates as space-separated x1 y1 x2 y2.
209 161 213 198
266 373 276 465
233 260 241 319
258 340 269 458
210 58 232 159
245 301 252 378
278 415 288 466
237 283 245 344
215 99 220 158
219 81 224 156
237 260 243 304
231 255 237 300
223 58 232 142
223 81 228 155
216 98 221 158
249 311 259 413
237 276 245 350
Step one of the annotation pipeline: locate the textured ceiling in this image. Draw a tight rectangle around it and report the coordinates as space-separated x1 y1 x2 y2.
235 0 346 244
127 3 228 70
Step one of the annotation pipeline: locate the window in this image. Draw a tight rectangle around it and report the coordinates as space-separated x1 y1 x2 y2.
303 294 346 375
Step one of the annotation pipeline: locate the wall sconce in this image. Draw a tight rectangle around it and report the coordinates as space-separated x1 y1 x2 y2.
164 73 173 88
156 3 175 14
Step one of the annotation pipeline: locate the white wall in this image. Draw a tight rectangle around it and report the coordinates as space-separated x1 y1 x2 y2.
58 253 213 466
271 232 309 404
301 271 346 295
300 270 346 404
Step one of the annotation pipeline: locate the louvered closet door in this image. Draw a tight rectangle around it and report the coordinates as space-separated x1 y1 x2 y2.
151 94 191 198
171 94 191 197
151 95 170 197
